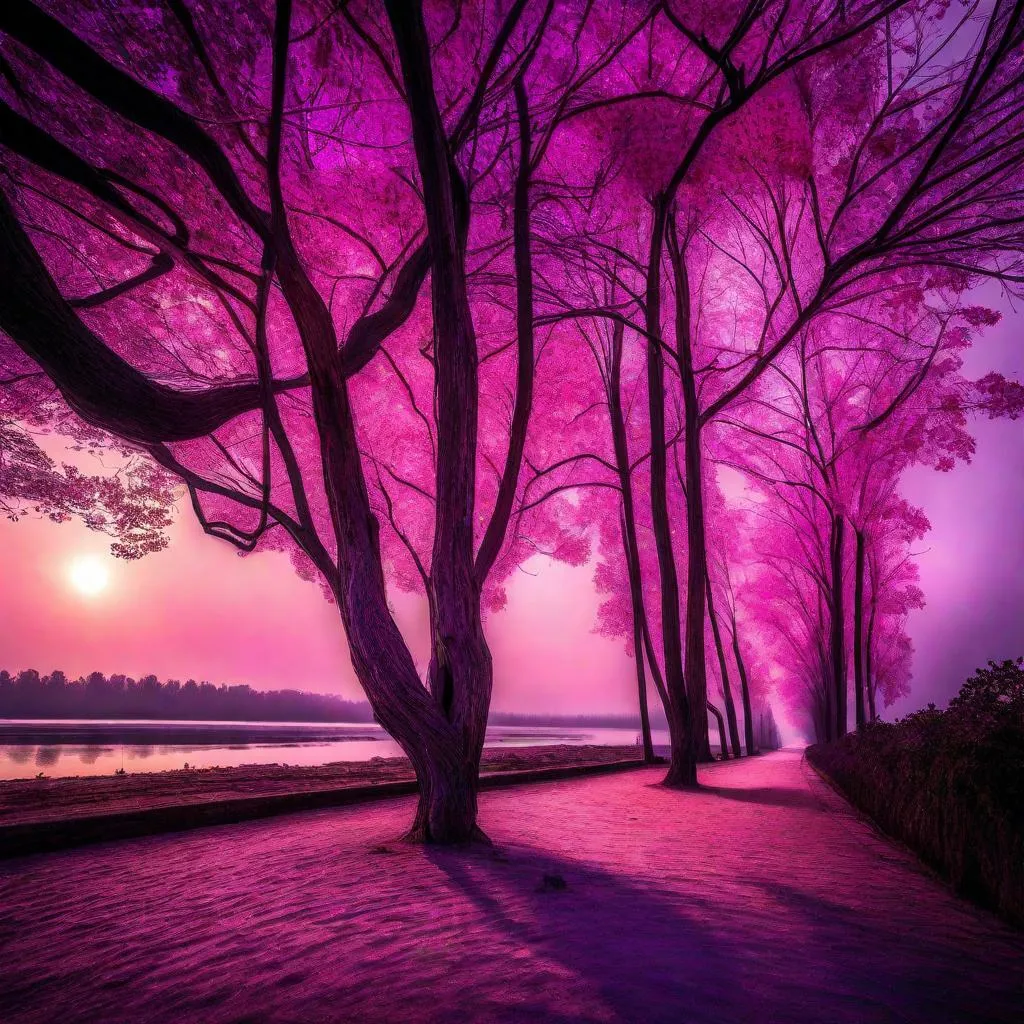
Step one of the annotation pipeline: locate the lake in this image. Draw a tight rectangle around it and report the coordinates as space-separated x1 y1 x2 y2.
0 720 672 780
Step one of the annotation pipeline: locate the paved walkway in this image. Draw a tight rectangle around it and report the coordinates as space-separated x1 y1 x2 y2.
1 750 1021 1023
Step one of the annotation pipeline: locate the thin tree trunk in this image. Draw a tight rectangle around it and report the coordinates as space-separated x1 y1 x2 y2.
829 511 848 739
731 614 757 756
706 564 742 758
473 75 533 584
707 701 728 760
644 195 693 787
866 597 878 723
669 225 712 765
853 526 867 731
623 512 656 761
607 322 655 761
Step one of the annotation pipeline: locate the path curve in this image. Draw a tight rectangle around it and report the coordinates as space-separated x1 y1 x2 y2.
1 749 1021 1023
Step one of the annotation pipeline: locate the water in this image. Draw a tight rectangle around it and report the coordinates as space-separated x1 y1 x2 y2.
0 720 671 780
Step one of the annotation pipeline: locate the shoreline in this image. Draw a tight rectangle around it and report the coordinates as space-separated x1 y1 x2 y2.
0 744 655 858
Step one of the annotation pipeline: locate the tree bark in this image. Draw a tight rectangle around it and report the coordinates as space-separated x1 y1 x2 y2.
669 228 713 765
644 195 693 788
706 566 743 758
731 614 757 756
853 526 867 731
829 511 848 739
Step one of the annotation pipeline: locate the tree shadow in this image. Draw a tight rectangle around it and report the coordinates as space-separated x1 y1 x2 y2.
696 785 825 811
425 842 751 1024
740 878 1024 1023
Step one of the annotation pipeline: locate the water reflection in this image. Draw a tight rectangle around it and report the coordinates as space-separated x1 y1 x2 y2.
35 746 61 767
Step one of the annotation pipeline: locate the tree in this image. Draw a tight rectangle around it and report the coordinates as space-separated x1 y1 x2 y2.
527 0 1024 779
0 0 579 841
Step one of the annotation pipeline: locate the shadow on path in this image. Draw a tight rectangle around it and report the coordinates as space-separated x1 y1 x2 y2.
426 843 746 1024
697 784 825 811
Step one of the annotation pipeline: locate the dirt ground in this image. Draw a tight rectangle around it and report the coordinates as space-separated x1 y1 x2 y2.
0 743 641 827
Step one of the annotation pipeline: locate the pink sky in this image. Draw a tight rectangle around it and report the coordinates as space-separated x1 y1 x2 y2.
0 299 1020 720
0 496 641 715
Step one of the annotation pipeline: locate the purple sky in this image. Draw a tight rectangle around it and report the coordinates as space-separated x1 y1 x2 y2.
0 297 1020 722
895 290 1024 717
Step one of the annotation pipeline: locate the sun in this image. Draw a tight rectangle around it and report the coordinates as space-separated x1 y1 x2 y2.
68 555 111 597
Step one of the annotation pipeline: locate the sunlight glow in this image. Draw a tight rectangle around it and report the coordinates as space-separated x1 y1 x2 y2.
68 556 110 597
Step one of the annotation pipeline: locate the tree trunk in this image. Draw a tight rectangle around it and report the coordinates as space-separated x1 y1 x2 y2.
623 512 655 761
707 701 728 760
853 526 867 731
472 76 533 584
405 737 483 844
644 195 693 788
669 232 712 765
731 615 757 756
706 565 743 758
866 597 878 723
829 511 848 739
608 324 655 761
631 601 656 761
387 1 491 842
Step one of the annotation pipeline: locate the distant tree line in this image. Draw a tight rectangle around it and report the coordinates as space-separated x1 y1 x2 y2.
0 669 672 730
0 669 375 723
487 709 670 730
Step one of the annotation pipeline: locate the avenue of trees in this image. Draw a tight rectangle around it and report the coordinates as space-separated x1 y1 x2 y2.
1 0 1023 840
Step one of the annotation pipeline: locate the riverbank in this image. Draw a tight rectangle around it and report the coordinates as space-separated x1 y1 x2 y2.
2 751 1020 1023
0 744 648 856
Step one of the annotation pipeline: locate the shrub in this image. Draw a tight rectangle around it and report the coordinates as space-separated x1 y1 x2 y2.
808 659 1024 927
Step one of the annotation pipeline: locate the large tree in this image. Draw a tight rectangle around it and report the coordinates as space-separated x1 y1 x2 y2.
0 0 594 842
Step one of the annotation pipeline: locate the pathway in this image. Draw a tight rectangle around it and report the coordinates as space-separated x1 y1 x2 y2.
1 750 1021 1023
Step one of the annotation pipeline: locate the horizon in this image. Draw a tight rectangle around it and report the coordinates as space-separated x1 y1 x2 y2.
2 306 1020 736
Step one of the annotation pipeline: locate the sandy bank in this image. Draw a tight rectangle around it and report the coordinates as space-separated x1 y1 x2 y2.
0 744 649 855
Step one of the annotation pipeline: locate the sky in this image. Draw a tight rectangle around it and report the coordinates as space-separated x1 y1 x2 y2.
0 298 1020 723
895 290 1024 717
0 493 642 716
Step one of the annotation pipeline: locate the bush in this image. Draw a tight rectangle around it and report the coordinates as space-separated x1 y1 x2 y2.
808 659 1024 927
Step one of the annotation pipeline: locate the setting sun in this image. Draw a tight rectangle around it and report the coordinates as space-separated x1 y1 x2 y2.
68 556 110 597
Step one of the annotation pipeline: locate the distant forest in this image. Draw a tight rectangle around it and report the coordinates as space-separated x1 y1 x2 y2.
0 669 660 729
